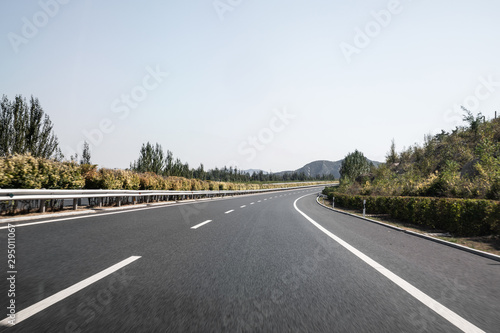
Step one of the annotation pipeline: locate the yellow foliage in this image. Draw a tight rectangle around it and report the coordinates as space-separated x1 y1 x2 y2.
0 155 331 191
0 154 84 189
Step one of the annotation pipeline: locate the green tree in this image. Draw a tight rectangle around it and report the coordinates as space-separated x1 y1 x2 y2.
165 150 173 176
80 141 92 165
195 163 205 180
130 142 165 174
385 139 398 164
0 95 60 159
461 106 483 137
339 150 372 183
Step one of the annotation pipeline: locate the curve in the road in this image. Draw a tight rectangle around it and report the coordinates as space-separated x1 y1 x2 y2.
294 193 485 333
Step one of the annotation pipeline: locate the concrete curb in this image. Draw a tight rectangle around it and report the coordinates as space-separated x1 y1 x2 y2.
0 209 97 224
315 196 500 263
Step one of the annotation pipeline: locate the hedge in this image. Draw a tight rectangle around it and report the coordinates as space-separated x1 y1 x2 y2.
0 154 84 189
1 155 329 192
323 189 500 236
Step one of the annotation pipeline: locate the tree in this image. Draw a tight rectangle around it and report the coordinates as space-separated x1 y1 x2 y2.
80 141 92 165
130 142 338 183
195 163 205 180
165 150 173 176
130 142 165 174
461 106 483 137
385 139 398 164
0 95 60 159
172 158 183 176
339 150 372 183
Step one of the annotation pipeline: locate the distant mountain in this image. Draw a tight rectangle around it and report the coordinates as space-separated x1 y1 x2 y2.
294 160 343 179
274 159 381 179
242 169 269 176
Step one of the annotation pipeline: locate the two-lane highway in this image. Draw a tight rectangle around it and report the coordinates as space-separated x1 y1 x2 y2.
1 187 498 332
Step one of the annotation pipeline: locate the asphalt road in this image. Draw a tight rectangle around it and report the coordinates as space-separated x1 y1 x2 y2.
0 186 499 332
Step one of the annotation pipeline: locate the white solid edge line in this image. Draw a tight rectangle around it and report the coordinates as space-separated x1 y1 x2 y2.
191 220 212 229
0 256 141 327
293 194 485 333
225 210 234 214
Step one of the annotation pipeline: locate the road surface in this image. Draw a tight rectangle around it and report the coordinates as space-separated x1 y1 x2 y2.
1 187 498 332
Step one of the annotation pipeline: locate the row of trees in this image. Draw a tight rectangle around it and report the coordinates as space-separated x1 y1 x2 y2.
0 94 94 166
1 154 327 191
130 142 335 182
1 94 335 184
0 95 62 160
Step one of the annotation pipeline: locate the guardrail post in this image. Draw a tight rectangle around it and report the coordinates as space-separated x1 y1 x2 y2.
133 197 137 205
73 198 78 210
332 197 335 208
117 197 121 207
39 200 46 213
363 199 366 217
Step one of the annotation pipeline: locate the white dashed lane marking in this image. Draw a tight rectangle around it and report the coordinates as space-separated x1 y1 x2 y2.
191 220 212 229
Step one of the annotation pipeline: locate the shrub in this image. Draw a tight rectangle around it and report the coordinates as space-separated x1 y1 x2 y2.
119 170 140 190
0 154 331 193
325 191 499 236
0 154 84 189
139 172 161 190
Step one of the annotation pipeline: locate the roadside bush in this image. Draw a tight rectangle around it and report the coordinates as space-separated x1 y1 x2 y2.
325 190 499 236
1 154 331 192
55 161 85 189
0 154 84 189
118 170 140 190
139 172 162 190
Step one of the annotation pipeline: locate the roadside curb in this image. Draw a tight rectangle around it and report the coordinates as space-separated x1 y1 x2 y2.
0 209 97 224
315 196 500 263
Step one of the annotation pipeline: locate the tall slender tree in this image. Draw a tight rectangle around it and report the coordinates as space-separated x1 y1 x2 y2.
80 141 92 165
386 139 398 164
0 95 60 159
130 142 166 174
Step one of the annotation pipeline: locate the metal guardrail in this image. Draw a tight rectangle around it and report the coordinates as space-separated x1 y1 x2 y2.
0 184 331 213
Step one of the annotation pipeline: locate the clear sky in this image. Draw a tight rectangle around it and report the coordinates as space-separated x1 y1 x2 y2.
1 0 499 172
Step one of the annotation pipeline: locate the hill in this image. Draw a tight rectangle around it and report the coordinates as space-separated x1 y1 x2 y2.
294 160 343 179
274 159 381 179
242 169 269 176
337 111 500 200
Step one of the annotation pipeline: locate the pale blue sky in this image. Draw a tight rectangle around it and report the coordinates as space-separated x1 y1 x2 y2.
1 0 499 171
